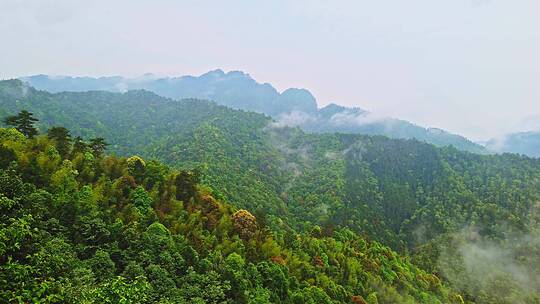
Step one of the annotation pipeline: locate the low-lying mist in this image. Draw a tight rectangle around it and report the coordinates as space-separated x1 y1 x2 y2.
437 208 540 303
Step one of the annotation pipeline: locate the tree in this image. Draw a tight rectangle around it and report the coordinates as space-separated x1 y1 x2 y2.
89 137 108 157
88 250 116 282
179 268 231 303
47 126 70 142
175 170 200 203
131 186 152 213
3 110 38 138
88 276 152 304
232 209 257 240
127 156 146 181
47 126 71 158
0 145 16 169
72 136 87 155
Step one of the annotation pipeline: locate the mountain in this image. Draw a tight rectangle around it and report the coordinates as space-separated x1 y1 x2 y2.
2 79 540 302
293 104 485 153
485 131 540 158
0 125 465 304
20 71 486 153
20 70 317 116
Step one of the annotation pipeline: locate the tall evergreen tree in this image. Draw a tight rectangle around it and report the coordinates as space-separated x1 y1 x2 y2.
3 110 39 138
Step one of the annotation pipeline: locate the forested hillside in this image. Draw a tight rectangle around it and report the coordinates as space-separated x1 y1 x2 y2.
21 72 486 153
0 125 464 303
2 79 540 303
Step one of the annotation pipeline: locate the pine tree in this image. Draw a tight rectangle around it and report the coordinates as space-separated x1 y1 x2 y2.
3 110 39 138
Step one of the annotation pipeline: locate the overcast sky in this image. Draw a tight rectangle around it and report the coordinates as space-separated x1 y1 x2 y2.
1 0 539 141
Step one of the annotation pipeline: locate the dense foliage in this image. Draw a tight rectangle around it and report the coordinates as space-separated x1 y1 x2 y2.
2 80 540 302
0 126 465 303
0 81 535 242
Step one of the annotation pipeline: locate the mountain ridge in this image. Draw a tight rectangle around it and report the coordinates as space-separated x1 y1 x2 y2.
19 71 487 154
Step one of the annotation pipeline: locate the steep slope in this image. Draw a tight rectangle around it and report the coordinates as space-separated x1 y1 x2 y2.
21 72 486 153
0 79 537 242
0 127 465 303
2 80 540 302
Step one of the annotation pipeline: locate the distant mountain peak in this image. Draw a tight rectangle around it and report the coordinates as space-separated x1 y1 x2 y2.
275 88 318 114
201 69 226 78
320 103 367 117
0 79 33 99
225 70 250 78
18 70 486 154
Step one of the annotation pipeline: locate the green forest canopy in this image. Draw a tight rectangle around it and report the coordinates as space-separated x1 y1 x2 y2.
1 79 540 302
0 124 466 303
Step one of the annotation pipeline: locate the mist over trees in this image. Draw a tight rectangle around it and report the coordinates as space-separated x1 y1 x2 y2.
2 79 540 303
0 115 465 303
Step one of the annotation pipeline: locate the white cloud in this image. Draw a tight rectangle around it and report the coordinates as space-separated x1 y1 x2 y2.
329 111 390 127
276 111 316 127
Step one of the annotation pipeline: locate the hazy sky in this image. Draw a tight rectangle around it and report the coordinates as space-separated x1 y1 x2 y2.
1 0 539 140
